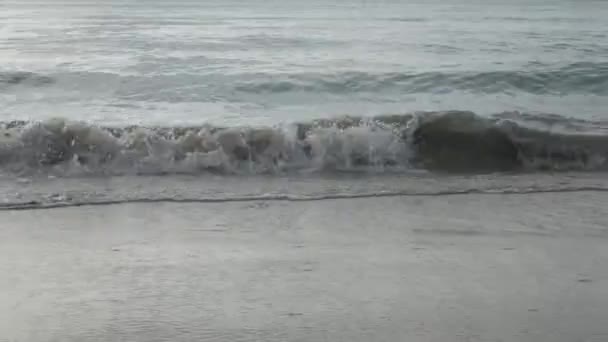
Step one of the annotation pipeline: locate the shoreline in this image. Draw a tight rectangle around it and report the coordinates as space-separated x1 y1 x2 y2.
1 186 608 211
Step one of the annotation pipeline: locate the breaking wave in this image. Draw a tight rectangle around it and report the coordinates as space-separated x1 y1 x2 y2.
1 111 607 176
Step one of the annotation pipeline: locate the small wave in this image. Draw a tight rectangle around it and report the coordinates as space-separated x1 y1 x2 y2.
0 111 607 176
4 62 608 96
234 63 608 95
385 17 429 22
0 71 54 87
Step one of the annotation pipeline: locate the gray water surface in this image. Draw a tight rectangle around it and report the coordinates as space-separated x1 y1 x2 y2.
2 0 607 125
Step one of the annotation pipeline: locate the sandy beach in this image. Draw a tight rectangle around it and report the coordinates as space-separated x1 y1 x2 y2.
1 191 607 342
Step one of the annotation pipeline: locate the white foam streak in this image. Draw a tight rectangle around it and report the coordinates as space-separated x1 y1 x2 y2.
0 118 410 176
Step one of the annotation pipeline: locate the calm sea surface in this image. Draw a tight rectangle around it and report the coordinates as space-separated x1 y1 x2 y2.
2 0 607 125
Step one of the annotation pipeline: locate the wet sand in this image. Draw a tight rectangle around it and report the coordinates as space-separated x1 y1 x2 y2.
1 192 608 342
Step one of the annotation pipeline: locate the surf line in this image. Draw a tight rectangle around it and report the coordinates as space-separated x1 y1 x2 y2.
2 187 608 211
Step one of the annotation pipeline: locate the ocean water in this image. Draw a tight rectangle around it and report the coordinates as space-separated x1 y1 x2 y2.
1 0 607 205
3 2 608 341
2 0 608 125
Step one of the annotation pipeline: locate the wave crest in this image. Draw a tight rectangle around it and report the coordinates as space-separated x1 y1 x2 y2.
1 111 607 176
